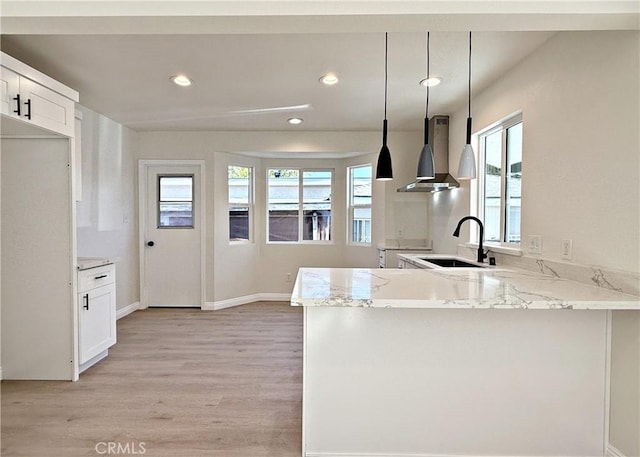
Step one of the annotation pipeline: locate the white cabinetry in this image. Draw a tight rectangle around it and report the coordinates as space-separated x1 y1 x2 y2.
1 52 80 380
397 259 419 269
378 248 431 268
77 263 116 371
0 66 20 116
1 52 77 136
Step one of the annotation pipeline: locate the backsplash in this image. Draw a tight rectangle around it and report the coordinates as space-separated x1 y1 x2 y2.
456 246 640 297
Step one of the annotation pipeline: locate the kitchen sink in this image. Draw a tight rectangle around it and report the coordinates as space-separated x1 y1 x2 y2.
418 257 488 268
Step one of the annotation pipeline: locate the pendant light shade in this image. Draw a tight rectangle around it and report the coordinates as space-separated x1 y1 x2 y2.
417 32 435 180
457 31 477 180
417 143 435 179
376 32 393 181
458 144 476 179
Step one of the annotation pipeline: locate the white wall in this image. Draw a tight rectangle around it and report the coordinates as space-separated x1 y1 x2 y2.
610 311 640 457
76 105 139 311
137 130 424 302
442 30 639 274
441 30 639 456
213 152 261 301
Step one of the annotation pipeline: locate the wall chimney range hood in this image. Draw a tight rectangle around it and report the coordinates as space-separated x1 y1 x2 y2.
397 115 460 193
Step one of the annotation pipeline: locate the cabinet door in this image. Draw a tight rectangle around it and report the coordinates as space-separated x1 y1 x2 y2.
18 76 75 136
73 110 82 201
0 66 20 118
78 284 116 364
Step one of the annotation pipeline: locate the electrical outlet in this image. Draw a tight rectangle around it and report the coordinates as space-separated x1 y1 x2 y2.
561 239 573 260
528 235 542 254
286 273 292 283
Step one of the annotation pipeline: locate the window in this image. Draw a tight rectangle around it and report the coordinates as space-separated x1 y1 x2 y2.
478 114 522 245
228 166 253 242
267 168 332 243
347 164 372 244
158 175 194 228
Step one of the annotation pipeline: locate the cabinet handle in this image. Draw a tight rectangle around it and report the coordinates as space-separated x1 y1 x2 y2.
24 98 31 120
13 94 21 116
94 274 108 280
83 293 89 310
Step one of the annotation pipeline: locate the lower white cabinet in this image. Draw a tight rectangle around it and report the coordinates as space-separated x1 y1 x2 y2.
378 248 432 268
77 263 116 370
397 259 419 269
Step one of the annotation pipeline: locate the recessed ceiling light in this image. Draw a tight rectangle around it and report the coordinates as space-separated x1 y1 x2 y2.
171 74 192 87
288 118 303 125
319 73 339 86
419 76 442 87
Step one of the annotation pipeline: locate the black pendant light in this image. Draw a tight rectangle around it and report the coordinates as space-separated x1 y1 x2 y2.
417 31 435 180
457 31 477 180
376 32 393 181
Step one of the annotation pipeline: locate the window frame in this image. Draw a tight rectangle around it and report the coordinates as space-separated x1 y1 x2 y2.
477 112 523 248
347 164 373 246
228 165 254 244
266 167 334 244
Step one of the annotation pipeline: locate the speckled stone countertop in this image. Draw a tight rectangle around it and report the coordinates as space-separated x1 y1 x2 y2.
291 267 640 310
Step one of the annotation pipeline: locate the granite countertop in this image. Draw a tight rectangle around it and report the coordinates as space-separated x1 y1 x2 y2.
291 267 640 310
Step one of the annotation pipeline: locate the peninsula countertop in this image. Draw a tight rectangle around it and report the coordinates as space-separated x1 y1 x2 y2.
291 267 640 310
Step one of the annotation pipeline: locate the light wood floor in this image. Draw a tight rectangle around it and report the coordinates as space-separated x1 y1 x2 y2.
1 302 303 457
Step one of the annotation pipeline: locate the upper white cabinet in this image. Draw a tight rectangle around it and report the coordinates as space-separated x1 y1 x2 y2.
0 66 20 116
1 52 78 137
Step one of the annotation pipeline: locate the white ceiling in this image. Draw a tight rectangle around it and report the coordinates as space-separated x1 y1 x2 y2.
1 1 637 133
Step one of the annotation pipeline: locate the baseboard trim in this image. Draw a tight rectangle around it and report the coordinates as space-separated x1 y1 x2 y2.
204 293 291 310
606 443 627 457
0 366 3 381
116 301 141 320
305 453 513 457
306 454 437 457
79 350 109 374
306 452 620 457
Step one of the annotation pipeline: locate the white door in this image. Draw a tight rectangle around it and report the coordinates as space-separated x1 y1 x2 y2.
142 162 204 307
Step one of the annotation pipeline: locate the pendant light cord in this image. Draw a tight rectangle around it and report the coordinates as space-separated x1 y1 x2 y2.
468 31 472 118
384 32 388 120
425 32 430 118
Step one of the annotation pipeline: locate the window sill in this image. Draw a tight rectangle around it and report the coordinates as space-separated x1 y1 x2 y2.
230 239 253 246
347 242 373 248
266 241 335 245
461 242 523 257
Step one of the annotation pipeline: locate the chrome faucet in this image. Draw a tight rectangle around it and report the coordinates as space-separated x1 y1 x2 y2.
453 216 488 263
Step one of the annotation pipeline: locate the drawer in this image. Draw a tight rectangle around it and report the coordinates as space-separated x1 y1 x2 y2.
78 264 115 292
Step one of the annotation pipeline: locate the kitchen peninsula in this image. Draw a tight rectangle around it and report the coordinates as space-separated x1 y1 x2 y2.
292 267 640 457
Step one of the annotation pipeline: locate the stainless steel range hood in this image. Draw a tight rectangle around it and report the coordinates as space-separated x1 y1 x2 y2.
397 115 460 193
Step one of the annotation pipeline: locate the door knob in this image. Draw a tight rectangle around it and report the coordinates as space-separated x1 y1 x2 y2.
147 241 155 247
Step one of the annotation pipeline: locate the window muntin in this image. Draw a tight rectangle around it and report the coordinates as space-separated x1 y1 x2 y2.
479 114 522 245
228 166 253 242
158 175 194 228
267 168 332 243
348 164 372 244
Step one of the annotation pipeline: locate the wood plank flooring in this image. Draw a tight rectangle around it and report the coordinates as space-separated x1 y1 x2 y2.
1 302 303 457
